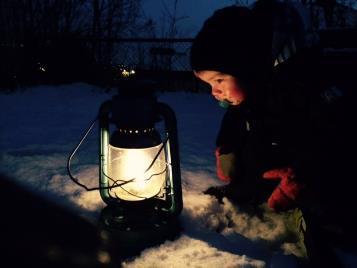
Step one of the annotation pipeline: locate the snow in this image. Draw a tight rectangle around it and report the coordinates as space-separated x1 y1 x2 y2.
0 83 351 267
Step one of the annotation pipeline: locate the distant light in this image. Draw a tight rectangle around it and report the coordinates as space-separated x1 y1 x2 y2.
121 69 130 77
119 65 136 78
38 62 47 73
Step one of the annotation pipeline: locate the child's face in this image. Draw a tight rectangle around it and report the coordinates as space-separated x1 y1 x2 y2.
194 70 246 106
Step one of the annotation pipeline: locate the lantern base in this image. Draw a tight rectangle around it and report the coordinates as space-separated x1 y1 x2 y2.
98 203 181 260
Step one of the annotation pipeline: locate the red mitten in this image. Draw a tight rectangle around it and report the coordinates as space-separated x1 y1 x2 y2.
262 167 304 211
215 146 235 183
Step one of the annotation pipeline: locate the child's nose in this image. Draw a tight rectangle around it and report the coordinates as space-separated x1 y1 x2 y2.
212 86 223 97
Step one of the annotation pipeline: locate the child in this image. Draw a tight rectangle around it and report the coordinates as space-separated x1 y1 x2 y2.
191 1 307 210
191 1 356 266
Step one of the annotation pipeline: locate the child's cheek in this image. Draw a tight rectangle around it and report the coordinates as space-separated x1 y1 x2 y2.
230 86 245 102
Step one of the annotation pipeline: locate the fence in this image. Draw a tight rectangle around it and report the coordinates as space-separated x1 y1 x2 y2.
90 38 193 71
0 37 210 92
87 38 209 92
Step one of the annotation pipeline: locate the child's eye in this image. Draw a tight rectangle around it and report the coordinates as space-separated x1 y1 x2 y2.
216 79 224 84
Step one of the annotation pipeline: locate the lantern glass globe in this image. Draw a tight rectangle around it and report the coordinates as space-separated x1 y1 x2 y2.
107 143 167 201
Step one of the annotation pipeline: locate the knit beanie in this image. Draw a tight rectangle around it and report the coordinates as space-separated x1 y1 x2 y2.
190 5 271 86
190 0 305 86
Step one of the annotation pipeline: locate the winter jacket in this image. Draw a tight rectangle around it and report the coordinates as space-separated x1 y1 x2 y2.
215 51 356 226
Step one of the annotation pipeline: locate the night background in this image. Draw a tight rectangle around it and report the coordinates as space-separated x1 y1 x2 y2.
0 0 356 89
1 0 357 267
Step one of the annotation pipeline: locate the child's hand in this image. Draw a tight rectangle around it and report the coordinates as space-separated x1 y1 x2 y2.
262 167 304 212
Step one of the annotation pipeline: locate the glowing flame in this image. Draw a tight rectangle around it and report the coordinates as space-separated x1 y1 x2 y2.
107 144 167 201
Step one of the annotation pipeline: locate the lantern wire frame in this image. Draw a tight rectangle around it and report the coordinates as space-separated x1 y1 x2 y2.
67 117 170 198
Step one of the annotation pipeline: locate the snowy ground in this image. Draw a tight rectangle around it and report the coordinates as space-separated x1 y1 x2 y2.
0 83 346 267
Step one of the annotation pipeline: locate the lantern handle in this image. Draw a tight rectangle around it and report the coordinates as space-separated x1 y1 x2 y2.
67 117 138 191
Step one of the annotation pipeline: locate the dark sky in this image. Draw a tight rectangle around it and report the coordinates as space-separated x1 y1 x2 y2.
142 0 255 37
